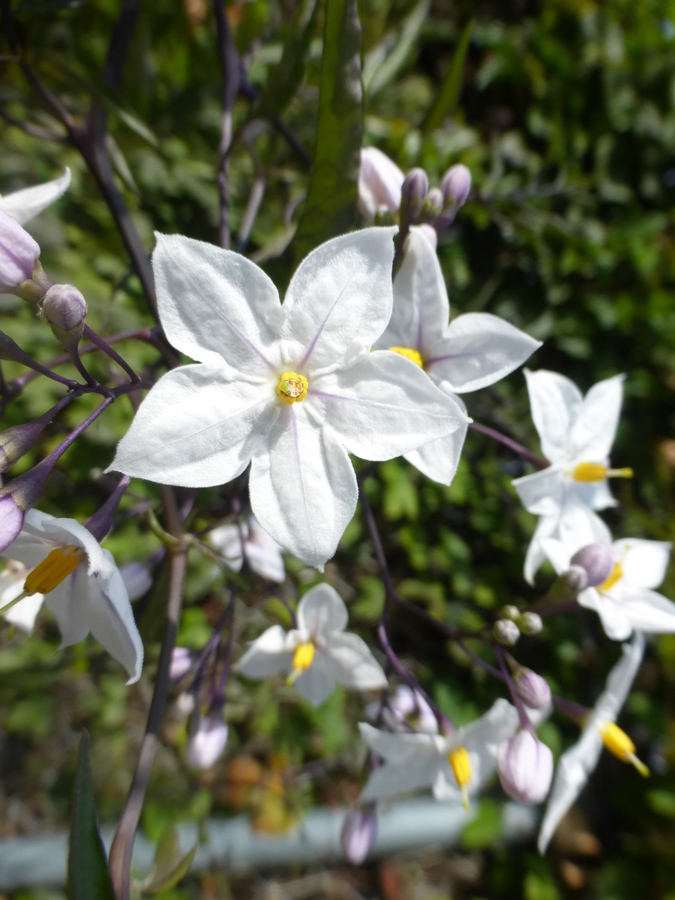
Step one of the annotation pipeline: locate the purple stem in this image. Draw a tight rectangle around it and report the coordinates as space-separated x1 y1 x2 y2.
469 421 547 470
83 325 140 383
272 587 298 629
494 643 532 731
209 588 237 709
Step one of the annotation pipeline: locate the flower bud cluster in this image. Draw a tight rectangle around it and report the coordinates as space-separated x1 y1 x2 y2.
494 607 543 645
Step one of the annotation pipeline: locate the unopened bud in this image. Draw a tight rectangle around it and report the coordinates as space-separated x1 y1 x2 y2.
187 715 229 769
0 493 24 554
500 605 520 621
561 564 588 593
400 169 429 223
341 807 377 865
497 730 553 804
570 542 614 588
441 164 472 207
0 422 46 474
170 646 193 681
0 209 41 294
518 611 543 636
494 618 520 646
41 284 87 351
420 188 443 222
514 669 551 710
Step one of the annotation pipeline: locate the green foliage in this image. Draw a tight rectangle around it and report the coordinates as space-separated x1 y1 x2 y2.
140 825 196 895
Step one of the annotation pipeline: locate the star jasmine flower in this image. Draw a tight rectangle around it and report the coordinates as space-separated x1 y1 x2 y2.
513 369 631 583
538 632 646 853
0 168 71 225
374 228 541 485
234 582 387 707
358 148 404 221
110 228 466 568
359 698 520 809
1 509 143 683
208 516 285 583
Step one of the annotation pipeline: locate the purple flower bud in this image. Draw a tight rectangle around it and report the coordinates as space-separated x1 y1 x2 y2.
441 164 472 207
0 493 24 554
569 542 614 588
187 715 229 769
494 619 520 646
41 284 87 351
0 421 47 474
341 807 377 865
401 168 429 202
514 669 552 710
497 730 553 804
518 611 543 636
421 188 443 222
0 209 40 293
561 564 588 592
170 646 193 681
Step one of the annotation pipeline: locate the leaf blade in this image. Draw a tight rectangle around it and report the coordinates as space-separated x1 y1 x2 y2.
423 19 474 134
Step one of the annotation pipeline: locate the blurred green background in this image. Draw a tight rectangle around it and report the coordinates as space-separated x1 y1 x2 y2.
2 0 675 897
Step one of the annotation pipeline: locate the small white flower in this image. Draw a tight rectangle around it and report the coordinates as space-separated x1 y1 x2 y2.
0 560 43 632
366 684 438 734
359 698 519 808
538 632 645 853
208 516 285 583
358 148 404 221
110 228 466 569
234 583 387 707
374 228 540 485
187 715 229 769
0 168 71 225
1 509 143 683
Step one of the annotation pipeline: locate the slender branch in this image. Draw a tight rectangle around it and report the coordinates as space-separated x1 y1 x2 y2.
468 421 547 470
0 104 67 141
236 175 265 253
83 325 140 383
213 0 241 249
494 643 531 731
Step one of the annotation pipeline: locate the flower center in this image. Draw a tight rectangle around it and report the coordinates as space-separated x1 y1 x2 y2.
570 462 634 483
287 642 315 684
599 561 624 594
388 346 423 368
597 721 649 777
24 545 81 595
448 745 472 810
276 371 308 404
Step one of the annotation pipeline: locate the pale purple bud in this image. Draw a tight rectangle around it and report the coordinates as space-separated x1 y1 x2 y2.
358 148 404 221
561 564 588 592
120 562 153 602
441 164 472 207
421 188 443 221
401 168 429 203
569 542 614 588
170 646 193 681
41 284 87 351
0 209 40 293
0 494 24 554
514 669 552 710
494 619 520 646
518 611 543 636
341 807 377 865
497 730 553 804
187 716 229 769
0 421 47 474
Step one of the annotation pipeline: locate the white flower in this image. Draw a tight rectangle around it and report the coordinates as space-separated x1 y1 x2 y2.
110 228 466 568
208 516 285 583
187 716 229 769
358 148 404 221
0 168 71 225
538 632 645 853
1 509 143 683
359 698 520 808
513 369 630 584
366 684 438 734
0 560 44 632
234 583 387 707
374 228 541 485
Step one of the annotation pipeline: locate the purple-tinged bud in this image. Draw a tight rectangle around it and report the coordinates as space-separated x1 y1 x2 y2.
420 188 443 222
187 715 229 769
494 618 520 646
514 669 552 710
0 494 25 554
0 209 40 294
341 807 377 865
441 164 472 207
561 564 588 592
569 542 614 588
358 147 404 221
401 168 429 202
0 393 75 475
500 605 520 621
84 475 130 542
170 646 193 681
120 562 153 602
518 611 543 636
40 284 87 352
497 730 553 804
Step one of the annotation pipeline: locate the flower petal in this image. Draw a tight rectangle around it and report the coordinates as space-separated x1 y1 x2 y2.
613 587 675 634
249 405 357 569
614 539 671 590
0 168 71 225
570 374 625 461
323 632 387 689
313 351 468 461
524 369 583 463
153 233 283 376
358 147 404 220
298 583 349 635
577 588 633 640
208 524 244 571
234 625 291 678
358 725 443 801
512 466 564 516
426 313 541 393
404 388 467 486
295 652 336 706
281 228 397 373
44 566 90 647
4 592 44 633
110 364 276 487
524 515 559 585
244 519 285 583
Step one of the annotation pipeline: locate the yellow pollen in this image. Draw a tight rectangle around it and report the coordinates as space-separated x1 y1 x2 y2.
276 372 308 405
24 545 81 595
388 346 423 368
448 746 472 810
287 642 315 684
599 561 624 594
571 462 634 483
598 721 649 777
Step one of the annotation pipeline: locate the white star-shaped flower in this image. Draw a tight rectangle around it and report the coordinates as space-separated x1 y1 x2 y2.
359 699 519 808
110 228 466 568
234 583 387 707
513 369 630 584
373 228 541 485
0 168 71 225
208 516 285 583
538 632 645 853
1 509 143 683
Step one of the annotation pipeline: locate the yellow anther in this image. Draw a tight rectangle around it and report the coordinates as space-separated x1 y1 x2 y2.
598 721 649 777
571 462 633 483
24 546 81 595
448 746 472 810
287 642 315 684
276 371 308 405
388 346 423 368
599 561 624 594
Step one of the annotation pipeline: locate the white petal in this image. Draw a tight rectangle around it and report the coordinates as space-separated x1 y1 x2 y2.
0 168 71 225
4 592 44 632
249 405 357 569
323 632 387 689
153 233 283 376
298 583 349 635
358 148 404 220
592 631 645 722
512 466 564 516
11 510 114 581
359 722 444 762
613 587 675 634
524 515 559 585
558 501 612 548
577 588 633 640
426 313 541 393
208 524 244 571
281 228 397 373
614 539 671 590
540 538 570 575
234 625 292 678
358 725 443 801
294 652 336 706
110 364 276 487
461 698 520 751
570 478 617 512
44 566 90 646
244 521 285 582
524 369 583 463
0 566 44 632
313 351 468 461
404 388 467 486
571 374 625 461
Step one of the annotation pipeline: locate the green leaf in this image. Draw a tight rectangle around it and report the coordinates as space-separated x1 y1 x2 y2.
423 19 473 133
68 731 116 900
141 824 197 894
363 0 430 97
461 798 502 850
292 0 363 261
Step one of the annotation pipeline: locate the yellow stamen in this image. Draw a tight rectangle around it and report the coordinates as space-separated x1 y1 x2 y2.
448 746 472 810
287 642 315 684
276 371 308 405
388 346 423 368
24 546 81 595
598 721 649 777
599 561 624 593
571 462 634 483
